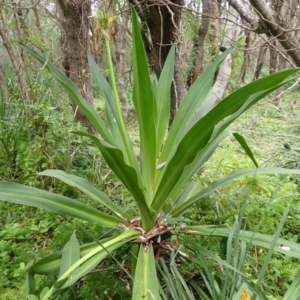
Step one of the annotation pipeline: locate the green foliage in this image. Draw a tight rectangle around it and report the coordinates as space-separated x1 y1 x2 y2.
1 7 300 300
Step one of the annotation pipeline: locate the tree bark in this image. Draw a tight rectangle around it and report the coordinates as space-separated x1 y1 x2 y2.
253 42 267 80
57 0 93 126
113 4 130 119
229 0 300 66
187 0 211 86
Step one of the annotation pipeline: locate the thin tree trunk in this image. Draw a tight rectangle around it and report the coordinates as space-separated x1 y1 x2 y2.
187 0 211 86
239 31 251 83
208 0 220 59
0 13 29 102
213 6 238 104
170 48 186 122
0 65 9 103
269 40 278 74
273 46 287 108
31 0 45 44
253 43 267 80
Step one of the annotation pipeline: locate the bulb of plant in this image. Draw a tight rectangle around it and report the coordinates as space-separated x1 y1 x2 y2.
1 7 300 300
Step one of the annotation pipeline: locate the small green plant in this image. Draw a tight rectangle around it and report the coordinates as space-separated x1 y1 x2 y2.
1 8 300 300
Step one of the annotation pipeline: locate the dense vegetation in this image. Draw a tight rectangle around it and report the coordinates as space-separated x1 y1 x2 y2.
1 21 300 300
2 80 300 300
1 1 300 300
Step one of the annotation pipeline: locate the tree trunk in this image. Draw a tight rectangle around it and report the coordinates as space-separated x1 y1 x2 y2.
187 0 211 87
208 0 220 59
253 42 267 80
31 0 45 45
269 40 278 74
213 5 238 104
0 12 29 102
57 0 93 127
239 31 251 83
0 65 9 104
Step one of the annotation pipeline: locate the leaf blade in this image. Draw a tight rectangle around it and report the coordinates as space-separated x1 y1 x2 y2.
153 69 298 212
156 46 175 155
73 131 154 230
185 224 300 258
159 47 235 163
132 244 160 300
171 167 300 216
0 182 123 227
233 133 258 167
58 231 80 278
19 43 112 143
131 7 157 197
38 169 129 219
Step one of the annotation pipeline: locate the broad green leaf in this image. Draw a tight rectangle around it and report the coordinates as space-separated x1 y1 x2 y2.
132 244 161 300
58 231 80 277
210 70 298 137
88 53 138 169
88 53 122 129
0 182 123 227
170 181 203 212
73 131 154 230
88 55 122 149
130 243 139 278
152 110 214 211
153 69 298 213
156 46 175 155
40 287 50 299
131 7 157 196
38 169 129 219
19 43 112 143
171 167 300 217
25 239 113 296
25 272 36 298
60 237 135 289
28 241 108 275
232 133 258 167
210 74 298 141
41 230 140 300
59 241 124 289
159 47 235 164
167 129 232 201
185 224 300 258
